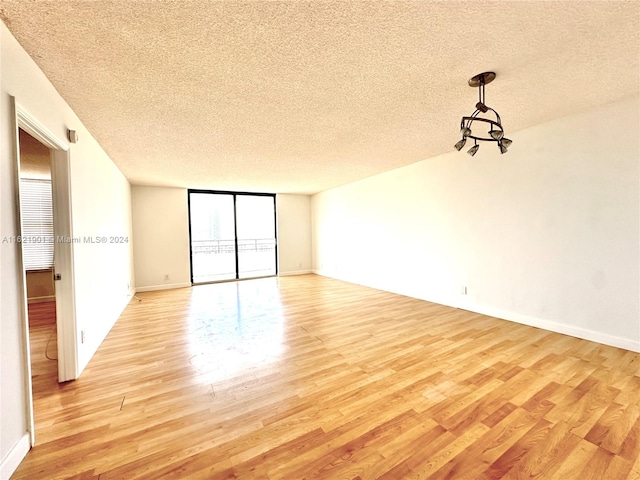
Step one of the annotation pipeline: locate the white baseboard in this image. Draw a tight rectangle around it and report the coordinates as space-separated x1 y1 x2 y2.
135 282 192 293
467 302 640 353
310 272 640 353
1 434 30 480
278 269 312 277
27 295 55 304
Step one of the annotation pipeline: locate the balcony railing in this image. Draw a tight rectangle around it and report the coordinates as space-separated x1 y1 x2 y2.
192 238 276 255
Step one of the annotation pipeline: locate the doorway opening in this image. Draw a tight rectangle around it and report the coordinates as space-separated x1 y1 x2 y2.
188 190 277 284
17 128 58 443
14 99 78 447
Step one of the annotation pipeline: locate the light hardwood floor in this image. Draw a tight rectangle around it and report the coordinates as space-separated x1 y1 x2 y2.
13 274 640 479
27 301 60 406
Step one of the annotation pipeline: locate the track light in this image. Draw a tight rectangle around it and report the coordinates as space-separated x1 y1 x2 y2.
489 130 503 141
454 138 467 151
454 72 512 155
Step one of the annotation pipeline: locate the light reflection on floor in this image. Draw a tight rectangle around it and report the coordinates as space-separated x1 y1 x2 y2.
187 277 285 383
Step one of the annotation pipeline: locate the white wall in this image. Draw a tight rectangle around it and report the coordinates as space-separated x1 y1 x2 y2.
313 96 640 352
1 22 134 477
277 194 312 275
71 145 134 372
131 186 191 291
132 188 312 289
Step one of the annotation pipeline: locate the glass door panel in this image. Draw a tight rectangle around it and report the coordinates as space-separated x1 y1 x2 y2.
189 193 236 283
236 195 277 279
189 191 277 284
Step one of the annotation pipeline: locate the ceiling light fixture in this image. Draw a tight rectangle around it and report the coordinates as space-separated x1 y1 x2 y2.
455 72 512 156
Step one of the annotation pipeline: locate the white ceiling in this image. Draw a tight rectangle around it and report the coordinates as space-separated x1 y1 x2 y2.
1 1 638 194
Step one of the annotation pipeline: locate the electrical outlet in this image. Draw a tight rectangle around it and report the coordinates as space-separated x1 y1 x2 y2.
164 274 170 281
461 286 468 295
81 330 85 344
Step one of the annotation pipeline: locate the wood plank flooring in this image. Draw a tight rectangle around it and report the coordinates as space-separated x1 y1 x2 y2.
27 301 60 409
12 274 640 479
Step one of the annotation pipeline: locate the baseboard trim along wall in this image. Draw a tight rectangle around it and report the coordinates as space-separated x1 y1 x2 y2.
27 295 56 304
312 271 640 353
468 303 640 353
1 433 30 480
136 275 314 292
135 282 192 293
278 270 312 277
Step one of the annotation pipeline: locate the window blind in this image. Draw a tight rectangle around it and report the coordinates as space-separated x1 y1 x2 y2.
20 178 54 270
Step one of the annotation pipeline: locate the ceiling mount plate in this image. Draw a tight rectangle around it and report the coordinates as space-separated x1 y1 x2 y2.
468 71 496 87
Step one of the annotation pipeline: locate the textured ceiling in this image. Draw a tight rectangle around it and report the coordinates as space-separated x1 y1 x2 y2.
1 1 639 194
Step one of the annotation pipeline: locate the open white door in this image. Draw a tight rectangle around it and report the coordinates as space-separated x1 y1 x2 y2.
50 148 77 382
13 98 78 446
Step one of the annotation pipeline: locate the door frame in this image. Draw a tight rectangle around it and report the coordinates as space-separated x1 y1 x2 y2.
187 189 278 284
12 98 78 445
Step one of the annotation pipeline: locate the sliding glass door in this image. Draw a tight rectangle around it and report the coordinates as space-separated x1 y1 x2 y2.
188 190 277 284
189 193 237 282
236 195 277 279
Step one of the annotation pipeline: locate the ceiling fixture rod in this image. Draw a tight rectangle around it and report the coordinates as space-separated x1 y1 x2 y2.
454 72 512 156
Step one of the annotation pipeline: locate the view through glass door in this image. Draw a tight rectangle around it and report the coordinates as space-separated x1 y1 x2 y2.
188 190 277 284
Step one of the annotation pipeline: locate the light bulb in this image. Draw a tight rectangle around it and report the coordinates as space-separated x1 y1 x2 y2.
467 144 479 156
501 138 512 147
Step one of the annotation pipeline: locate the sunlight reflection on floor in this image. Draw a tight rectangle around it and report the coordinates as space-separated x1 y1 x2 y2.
187 277 285 383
